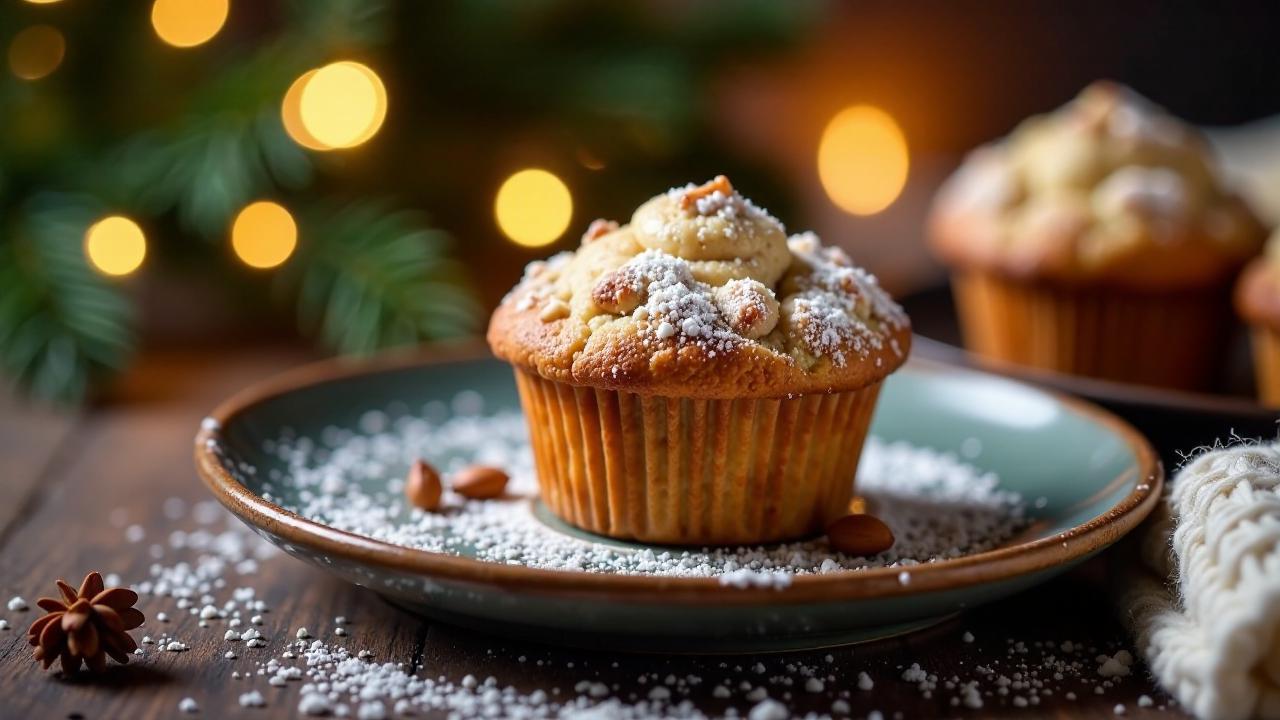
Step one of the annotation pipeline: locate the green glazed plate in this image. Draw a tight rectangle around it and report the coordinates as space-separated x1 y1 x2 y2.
195 348 1161 653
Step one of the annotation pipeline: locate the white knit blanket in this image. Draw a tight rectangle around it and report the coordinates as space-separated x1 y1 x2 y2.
1120 443 1280 720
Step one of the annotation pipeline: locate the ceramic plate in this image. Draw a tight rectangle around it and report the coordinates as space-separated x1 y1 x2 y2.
195 348 1161 653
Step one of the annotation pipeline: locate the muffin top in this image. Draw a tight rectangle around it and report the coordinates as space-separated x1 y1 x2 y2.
487 176 911 398
930 81 1265 288
1236 229 1280 329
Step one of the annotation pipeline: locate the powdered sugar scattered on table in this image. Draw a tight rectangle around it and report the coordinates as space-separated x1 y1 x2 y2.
250 400 1027 582
12 400 1165 718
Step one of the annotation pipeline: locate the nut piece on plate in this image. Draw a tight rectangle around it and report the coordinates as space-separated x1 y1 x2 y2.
826 513 895 556
451 465 509 499
405 459 443 511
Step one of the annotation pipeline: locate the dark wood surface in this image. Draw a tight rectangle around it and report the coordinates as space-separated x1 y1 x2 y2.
0 347 1189 719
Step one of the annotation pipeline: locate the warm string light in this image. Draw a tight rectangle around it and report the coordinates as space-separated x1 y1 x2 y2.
280 70 328 151
8 25 65 81
150 0 229 48
282 62 387 151
84 216 147 277
817 105 909 216
494 169 573 248
231 201 297 269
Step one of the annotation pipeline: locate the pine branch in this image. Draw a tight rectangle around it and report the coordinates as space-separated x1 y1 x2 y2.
101 45 313 239
0 194 134 404
289 0 392 47
96 0 393 240
277 201 479 355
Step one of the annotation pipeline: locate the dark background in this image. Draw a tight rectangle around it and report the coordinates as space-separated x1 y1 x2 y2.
3 0 1278 403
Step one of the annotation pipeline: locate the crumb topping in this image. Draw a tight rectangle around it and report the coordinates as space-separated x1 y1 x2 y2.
490 177 910 394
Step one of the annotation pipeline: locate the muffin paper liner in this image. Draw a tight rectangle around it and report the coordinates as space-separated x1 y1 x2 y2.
952 270 1230 391
1249 326 1280 406
513 368 882 545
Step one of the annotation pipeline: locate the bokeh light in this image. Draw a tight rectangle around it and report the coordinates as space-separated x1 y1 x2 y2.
150 0 229 48
8 25 65 81
495 169 573 248
231 201 298 269
84 216 147 277
817 105 910 216
295 61 387 150
23 0 62 4
280 69 329 151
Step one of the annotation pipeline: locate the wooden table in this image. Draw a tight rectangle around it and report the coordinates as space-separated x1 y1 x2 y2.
0 347 1187 719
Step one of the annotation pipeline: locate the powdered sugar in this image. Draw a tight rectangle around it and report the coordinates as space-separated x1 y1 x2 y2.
508 181 906 371
661 182 785 239
1094 166 1189 222
42 413 1154 718
783 233 908 366
717 569 794 590
510 252 573 312
619 250 743 355
599 241 906 367
245 401 1028 582
943 147 1021 213
693 190 739 219
1087 85 1184 148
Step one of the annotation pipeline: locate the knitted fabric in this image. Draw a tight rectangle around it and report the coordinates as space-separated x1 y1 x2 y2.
1120 443 1280 720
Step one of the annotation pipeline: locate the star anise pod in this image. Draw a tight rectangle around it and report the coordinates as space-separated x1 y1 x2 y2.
27 571 144 674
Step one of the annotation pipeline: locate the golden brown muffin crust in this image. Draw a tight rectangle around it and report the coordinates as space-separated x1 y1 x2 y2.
929 81 1266 289
487 177 911 399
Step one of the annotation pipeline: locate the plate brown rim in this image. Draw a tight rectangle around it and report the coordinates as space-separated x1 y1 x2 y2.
194 341 1163 607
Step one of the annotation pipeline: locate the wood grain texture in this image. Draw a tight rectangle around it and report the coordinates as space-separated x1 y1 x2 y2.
0 347 1189 719
0 390 79 540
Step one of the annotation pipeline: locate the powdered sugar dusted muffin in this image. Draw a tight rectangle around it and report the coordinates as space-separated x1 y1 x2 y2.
929 81 1265 390
1235 229 1280 405
488 176 910 544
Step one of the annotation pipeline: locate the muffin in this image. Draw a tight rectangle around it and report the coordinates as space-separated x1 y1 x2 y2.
1235 229 1280 405
929 81 1265 390
488 176 911 545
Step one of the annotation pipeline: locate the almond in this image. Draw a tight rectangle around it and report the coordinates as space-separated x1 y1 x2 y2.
404 459 443 511
451 465 509 500
826 513 894 556
678 174 733 212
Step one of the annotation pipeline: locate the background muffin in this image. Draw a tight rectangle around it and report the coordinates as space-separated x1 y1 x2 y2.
1235 230 1280 405
929 81 1265 390
489 177 911 545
